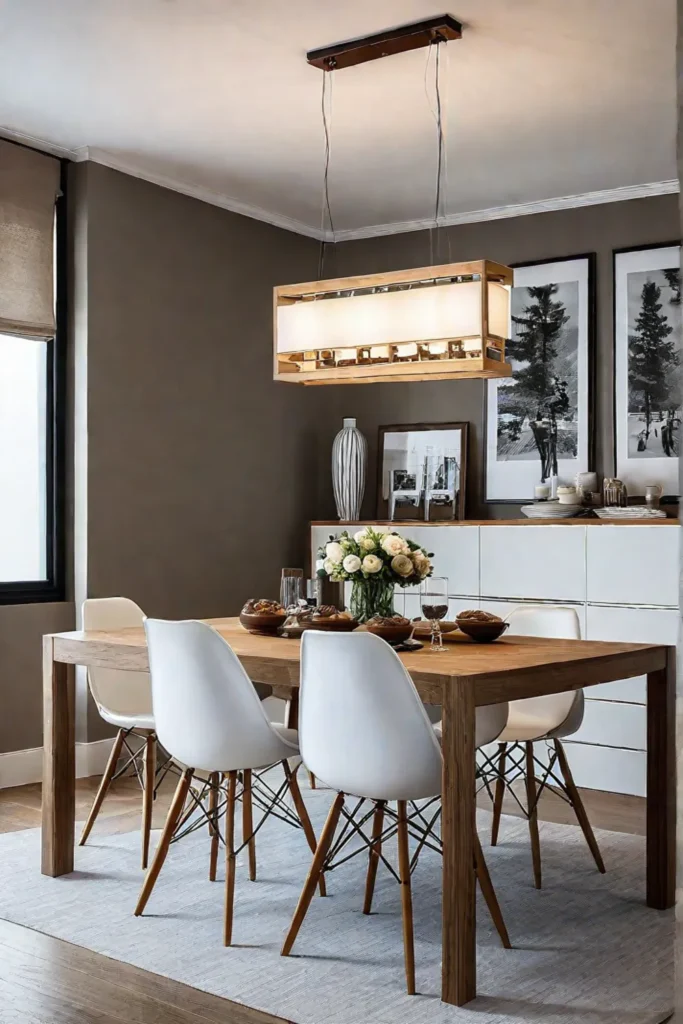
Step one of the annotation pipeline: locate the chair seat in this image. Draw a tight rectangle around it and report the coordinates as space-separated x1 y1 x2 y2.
271 723 299 747
433 702 509 749
498 702 560 743
100 708 156 732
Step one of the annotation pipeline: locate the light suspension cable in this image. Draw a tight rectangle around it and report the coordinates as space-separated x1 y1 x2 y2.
318 67 335 278
426 38 449 266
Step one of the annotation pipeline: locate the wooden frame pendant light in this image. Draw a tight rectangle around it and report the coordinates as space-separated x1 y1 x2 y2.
274 15 513 386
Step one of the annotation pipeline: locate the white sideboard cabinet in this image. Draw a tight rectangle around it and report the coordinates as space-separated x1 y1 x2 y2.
310 520 680 797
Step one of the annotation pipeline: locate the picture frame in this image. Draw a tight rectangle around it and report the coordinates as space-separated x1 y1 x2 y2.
485 254 596 503
377 422 468 522
614 243 682 497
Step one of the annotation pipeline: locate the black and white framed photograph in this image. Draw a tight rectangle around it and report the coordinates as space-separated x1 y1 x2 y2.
377 423 468 521
614 244 682 496
485 255 595 502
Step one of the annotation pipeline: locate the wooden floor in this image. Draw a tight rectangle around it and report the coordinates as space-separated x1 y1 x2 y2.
0 774 647 1023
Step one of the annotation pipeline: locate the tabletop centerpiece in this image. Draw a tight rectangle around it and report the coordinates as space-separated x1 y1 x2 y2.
318 526 433 623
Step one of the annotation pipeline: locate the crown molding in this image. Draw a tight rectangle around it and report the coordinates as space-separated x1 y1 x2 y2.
0 126 79 160
1 128 676 244
331 180 680 242
81 147 326 241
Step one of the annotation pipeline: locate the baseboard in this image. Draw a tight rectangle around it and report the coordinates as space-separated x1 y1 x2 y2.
0 737 116 790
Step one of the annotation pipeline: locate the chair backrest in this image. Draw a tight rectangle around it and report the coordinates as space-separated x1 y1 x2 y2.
299 630 444 801
83 597 152 719
144 618 296 772
507 605 583 733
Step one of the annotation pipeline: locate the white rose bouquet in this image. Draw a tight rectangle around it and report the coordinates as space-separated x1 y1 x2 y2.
318 526 433 622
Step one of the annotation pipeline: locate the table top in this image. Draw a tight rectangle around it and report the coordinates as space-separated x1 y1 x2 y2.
47 617 667 706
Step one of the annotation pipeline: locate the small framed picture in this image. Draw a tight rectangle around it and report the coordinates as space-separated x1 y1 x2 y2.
377 423 468 521
485 255 595 502
614 243 681 496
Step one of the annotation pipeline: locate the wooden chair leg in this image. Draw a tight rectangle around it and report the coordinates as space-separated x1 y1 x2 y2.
281 792 344 957
307 771 317 790
491 742 507 846
135 768 193 916
363 801 385 915
141 733 156 870
283 762 326 897
554 739 606 874
396 800 416 996
79 729 125 846
525 742 542 889
474 833 511 948
224 771 237 946
242 769 256 882
208 771 220 882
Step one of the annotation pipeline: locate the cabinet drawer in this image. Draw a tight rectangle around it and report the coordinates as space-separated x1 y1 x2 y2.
585 605 678 705
480 526 586 602
574 699 646 750
406 526 479 597
586 526 679 607
538 742 646 797
588 678 646 704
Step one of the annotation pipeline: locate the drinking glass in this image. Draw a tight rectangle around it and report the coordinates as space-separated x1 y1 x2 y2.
280 575 304 611
420 577 448 652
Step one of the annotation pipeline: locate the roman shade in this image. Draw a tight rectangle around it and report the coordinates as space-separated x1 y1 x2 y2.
0 140 60 339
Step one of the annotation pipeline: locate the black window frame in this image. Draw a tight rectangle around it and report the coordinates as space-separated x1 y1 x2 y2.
0 157 67 605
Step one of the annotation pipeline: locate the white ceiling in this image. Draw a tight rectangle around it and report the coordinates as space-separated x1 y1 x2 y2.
0 0 678 239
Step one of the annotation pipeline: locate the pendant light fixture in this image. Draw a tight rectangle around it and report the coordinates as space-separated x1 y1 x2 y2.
274 15 513 386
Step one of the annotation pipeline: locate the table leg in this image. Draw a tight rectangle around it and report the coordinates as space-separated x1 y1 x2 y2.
41 638 75 876
284 689 299 730
441 681 476 1005
646 649 675 910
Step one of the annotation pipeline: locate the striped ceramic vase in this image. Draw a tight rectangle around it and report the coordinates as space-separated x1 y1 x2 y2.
332 418 367 521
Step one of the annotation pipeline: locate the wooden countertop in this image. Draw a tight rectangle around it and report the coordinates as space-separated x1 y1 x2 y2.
311 518 679 527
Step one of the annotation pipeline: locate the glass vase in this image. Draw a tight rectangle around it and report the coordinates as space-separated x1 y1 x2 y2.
350 578 395 623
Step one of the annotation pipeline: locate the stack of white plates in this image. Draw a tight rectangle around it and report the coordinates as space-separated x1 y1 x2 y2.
594 506 667 520
521 502 583 519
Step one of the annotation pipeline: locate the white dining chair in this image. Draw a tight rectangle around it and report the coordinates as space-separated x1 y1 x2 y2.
79 597 158 869
485 604 605 888
281 630 511 995
135 618 324 945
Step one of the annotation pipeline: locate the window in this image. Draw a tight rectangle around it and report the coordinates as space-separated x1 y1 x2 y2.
0 145 64 604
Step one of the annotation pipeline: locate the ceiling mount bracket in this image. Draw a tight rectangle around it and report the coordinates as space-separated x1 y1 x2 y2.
307 14 462 72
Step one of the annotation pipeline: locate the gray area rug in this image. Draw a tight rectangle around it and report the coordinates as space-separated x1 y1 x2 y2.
0 787 672 1024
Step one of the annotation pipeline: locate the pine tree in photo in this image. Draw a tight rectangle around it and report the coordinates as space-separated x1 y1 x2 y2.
498 284 572 480
663 268 681 305
629 279 678 455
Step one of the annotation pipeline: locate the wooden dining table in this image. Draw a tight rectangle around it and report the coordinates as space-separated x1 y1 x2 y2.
41 618 675 1007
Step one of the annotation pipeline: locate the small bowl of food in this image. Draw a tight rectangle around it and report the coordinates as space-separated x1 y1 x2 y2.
365 614 414 645
455 609 509 644
309 606 358 631
240 599 288 635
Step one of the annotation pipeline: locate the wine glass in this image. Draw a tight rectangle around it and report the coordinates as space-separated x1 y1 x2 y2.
420 577 449 652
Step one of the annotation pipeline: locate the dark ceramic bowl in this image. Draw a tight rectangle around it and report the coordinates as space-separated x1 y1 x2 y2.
455 618 509 644
365 619 414 644
239 610 288 635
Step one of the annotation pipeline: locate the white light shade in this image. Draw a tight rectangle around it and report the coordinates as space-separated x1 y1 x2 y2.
277 280 485 354
274 260 513 384
488 281 510 338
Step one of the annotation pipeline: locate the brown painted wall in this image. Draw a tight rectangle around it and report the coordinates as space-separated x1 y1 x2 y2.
81 163 344 740
0 603 75 753
0 172 678 756
331 195 679 519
